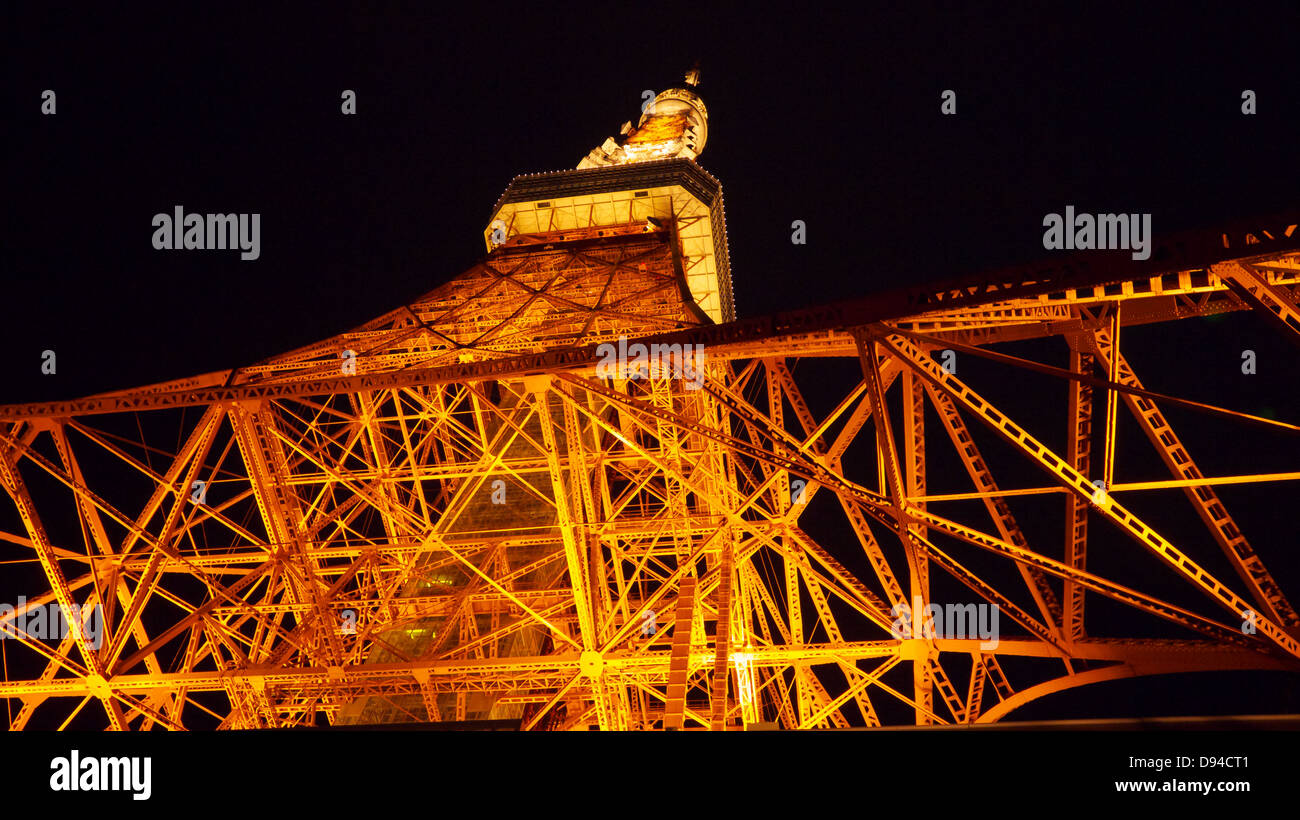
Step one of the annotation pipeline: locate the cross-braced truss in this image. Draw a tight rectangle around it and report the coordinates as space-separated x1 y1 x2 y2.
2 214 1299 730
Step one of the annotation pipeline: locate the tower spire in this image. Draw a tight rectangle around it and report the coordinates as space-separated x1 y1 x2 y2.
684 61 701 87
577 70 710 169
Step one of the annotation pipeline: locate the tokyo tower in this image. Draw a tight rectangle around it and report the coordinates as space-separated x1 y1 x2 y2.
2 69 1299 730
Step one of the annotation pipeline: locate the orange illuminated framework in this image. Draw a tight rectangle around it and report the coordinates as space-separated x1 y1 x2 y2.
1 69 1299 730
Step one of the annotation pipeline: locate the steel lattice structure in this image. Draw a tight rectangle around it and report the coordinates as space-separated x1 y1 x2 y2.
3 78 1299 730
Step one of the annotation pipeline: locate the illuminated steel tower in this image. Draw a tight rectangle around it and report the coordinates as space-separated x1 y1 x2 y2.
2 70 1299 730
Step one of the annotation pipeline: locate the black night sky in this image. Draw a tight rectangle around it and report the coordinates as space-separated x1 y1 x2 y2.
3 2 1299 728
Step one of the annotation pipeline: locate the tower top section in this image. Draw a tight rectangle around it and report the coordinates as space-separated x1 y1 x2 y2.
484 66 734 324
578 68 709 169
